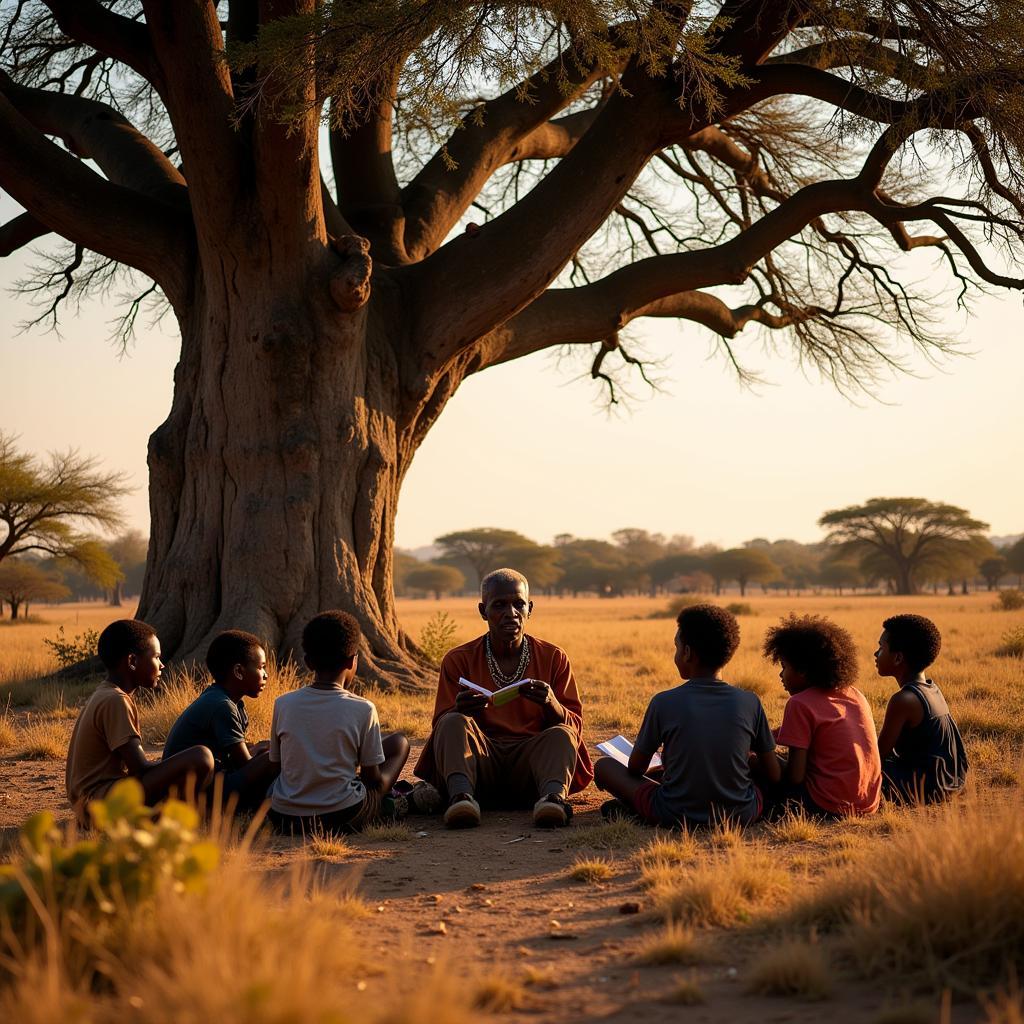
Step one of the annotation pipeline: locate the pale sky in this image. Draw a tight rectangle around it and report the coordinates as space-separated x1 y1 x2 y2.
2 192 1022 551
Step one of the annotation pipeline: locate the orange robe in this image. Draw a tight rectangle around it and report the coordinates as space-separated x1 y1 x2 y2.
414 634 594 794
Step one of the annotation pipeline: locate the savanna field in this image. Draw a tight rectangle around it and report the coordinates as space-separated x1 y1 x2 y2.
2 593 1024 1023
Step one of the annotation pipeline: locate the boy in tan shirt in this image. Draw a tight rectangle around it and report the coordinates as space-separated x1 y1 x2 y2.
65 619 215 827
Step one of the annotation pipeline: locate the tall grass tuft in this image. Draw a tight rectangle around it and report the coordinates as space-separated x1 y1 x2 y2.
745 937 832 999
785 795 1024 993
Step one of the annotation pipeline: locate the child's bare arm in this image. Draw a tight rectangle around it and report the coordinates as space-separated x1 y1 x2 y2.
877 690 921 759
359 762 384 793
219 740 253 771
627 747 653 778
115 737 153 777
784 747 808 784
756 748 782 784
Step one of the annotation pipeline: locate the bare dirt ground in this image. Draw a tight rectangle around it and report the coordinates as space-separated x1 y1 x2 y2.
0 742 982 1023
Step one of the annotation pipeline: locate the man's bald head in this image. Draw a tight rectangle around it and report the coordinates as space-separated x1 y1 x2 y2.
481 568 529 600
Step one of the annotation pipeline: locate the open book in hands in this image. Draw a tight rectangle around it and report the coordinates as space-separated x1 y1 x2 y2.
458 676 542 707
596 734 663 769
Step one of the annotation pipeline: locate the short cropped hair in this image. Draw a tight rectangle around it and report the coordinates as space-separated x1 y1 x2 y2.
762 614 858 689
882 614 942 673
481 568 529 599
302 611 361 672
97 619 157 671
206 629 264 682
676 604 740 670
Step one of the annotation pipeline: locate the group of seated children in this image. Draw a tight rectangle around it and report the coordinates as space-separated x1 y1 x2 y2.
65 603 967 836
65 611 418 834
596 606 968 826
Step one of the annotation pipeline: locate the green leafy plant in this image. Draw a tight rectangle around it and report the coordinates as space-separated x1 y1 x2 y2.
996 590 1024 611
42 625 100 670
0 778 218 934
419 611 458 667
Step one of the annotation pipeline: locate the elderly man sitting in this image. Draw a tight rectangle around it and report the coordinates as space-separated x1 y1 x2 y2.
414 568 593 828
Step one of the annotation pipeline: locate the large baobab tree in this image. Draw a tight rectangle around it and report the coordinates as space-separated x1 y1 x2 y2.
1 2 1023 685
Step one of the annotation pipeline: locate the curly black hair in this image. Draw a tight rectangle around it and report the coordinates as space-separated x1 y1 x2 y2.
762 614 858 689
206 629 264 682
302 610 361 672
97 619 157 671
676 604 741 670
882 614 942 673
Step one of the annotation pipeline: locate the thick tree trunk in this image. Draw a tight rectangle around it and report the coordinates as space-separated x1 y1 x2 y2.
137 264 437 690
111 580 123 607
9 600 19 620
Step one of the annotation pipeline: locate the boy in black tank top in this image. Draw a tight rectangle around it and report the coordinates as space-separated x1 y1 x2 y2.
875 614 968 804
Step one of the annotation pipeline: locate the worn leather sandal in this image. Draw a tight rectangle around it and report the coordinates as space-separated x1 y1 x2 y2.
443 793 481 828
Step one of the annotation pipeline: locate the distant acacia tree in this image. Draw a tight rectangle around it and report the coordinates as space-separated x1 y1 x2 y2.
820 498 988 595
709 547 780 596
980 556 1008 591
817 559 863 595
0 559 70 619
0 434 127 585
404 563 466 600
3 2 1024 684
435 529 535 587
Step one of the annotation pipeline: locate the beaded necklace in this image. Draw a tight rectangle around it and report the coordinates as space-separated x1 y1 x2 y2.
485 634 530 686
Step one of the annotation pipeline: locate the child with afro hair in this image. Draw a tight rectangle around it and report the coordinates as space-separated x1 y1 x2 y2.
762 615 881 818
875 614 968 804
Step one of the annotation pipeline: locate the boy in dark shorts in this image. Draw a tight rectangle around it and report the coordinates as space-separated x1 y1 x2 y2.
163 629 280 813
594 604 779 829
268 611 411 835
66 620 215 828
762 615 881 818
875 614 968 804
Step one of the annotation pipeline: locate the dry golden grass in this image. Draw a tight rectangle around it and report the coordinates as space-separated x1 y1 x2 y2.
635 833 699 870
360 821 414 842
306 829 353 859
662 973 706 1005
568 856 614 882
13 717 73 759
472 974 531 1012
745 937 833 999
643 841 791 927
635 921 703 965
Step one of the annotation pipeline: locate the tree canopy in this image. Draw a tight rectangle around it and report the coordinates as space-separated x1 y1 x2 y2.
819 496 989 594
0 433 128 585
3 1 1024 675
0 558 70 619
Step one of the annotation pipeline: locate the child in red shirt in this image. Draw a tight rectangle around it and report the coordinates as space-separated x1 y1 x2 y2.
762 615 881 818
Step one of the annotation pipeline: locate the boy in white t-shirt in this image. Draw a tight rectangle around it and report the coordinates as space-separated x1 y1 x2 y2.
268 611 410 835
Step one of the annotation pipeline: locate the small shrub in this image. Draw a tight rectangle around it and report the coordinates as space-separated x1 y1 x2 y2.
996 590 1024 611
0 779 218 938
569 857 613 882
657 594 703 619
746 937 832 999
726 602 754 616
307 830 352 859
41 626 100 671
996 626 1024 659
419 611 459 667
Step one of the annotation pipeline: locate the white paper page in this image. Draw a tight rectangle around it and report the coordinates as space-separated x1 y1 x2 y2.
596 734 662 768
458 676 493 697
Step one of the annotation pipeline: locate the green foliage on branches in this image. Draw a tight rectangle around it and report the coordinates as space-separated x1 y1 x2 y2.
405 563 466 598
0 434 129 585
819 498 989 595
42 625 101 670
0 779 218 940
419 611 460 667
0 559 70 620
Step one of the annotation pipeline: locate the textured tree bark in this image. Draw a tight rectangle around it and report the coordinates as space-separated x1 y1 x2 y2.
136 254 437 690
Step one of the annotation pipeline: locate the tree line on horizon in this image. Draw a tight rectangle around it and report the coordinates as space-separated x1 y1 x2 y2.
397 507 1024 602
1 434 1023 619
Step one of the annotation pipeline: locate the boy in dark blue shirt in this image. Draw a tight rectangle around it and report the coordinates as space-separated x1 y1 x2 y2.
594 604 780 828
164 629 279 812
875 614 968 804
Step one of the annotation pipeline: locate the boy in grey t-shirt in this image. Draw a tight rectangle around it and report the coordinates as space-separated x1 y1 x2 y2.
594 604 780 828
268 611 410 835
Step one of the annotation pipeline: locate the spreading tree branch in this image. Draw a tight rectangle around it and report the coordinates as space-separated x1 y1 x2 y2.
0 211 50 257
